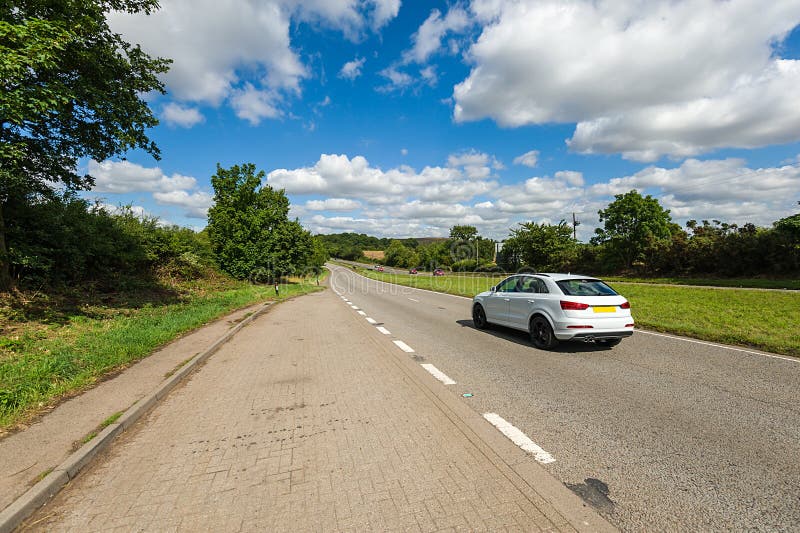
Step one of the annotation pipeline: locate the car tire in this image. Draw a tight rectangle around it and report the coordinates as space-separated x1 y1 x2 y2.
530 316 558 350
472 304 490 330
597 338 621 348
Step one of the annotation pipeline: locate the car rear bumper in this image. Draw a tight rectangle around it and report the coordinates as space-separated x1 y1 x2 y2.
556 329 634 341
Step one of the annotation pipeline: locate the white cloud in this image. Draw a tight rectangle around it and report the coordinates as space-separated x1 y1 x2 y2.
266 152 498 206
404 7 471 64
378 66 414 91
231 84 281 125
161 102 205 128
339 57 366 80
109 0 399 120
89 160 197 193
292 0 401 34
554 171 584 187
454 0 800 160
89 160 212 220
401 148 409 156
492 175 586 216
447 150 502 179
587 158 800 226
152 190 214 218
305 198 362 211
513 150 539 168
369 0 401 31
568 60 800 161
109 1 304 105
420 65 438 86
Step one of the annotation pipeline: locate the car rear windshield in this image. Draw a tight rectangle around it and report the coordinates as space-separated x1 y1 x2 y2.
556 279 618 296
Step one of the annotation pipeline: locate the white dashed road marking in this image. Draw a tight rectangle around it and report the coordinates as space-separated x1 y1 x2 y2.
350 305 359 309
421 364 456 385
408 298 420 302
365 317 377 324
376 326 391 335
393 340 415 353
483 413 555 464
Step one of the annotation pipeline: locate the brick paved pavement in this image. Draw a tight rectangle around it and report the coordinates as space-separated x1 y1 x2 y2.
25 290 598 532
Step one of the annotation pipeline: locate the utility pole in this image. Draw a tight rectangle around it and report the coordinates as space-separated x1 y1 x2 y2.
572 212 580 241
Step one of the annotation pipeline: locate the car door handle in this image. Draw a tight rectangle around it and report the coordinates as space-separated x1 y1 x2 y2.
504 298 510 302
527 299 536 303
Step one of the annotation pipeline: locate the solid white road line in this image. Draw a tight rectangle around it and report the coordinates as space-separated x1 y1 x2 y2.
357 310 366 316
365 317 377 324
421 364 456 385
483 413 555 464
636 330 800 364
376 326 391 335
393 340 415 353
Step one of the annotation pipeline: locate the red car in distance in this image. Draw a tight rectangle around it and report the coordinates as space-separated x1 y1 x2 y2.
433 268 445 276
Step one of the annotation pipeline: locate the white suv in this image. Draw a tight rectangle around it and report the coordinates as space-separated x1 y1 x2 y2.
472 273 634 349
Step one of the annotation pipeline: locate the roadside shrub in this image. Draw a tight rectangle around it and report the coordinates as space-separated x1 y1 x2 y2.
5 191 216 289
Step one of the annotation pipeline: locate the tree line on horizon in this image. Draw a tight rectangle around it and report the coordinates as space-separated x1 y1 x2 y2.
324 192 800 278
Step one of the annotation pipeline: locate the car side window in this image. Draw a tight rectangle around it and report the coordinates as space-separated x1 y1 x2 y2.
496 277 518 292
520 278 536 293
533 279 548 293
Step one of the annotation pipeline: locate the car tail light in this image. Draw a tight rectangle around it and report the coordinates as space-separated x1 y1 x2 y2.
567 325 593 329
625 323 635 328
560 300 590 310
620 301 631 309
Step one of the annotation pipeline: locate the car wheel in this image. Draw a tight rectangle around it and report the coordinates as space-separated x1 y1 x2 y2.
472 304 490 330
597 338 621 348
530 316 558 350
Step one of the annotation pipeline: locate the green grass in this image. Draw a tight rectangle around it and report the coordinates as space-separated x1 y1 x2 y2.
79 411 124 445
603 276 800 290
0 273 327 431
351 267 800 357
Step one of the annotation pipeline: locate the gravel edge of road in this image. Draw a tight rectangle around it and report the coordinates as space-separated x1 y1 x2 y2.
0 301 278 533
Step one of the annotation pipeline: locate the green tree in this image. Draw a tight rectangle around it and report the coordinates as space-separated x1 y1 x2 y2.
308 236 330 275
0 1 170 290
384 240 413 267
449 225 478 241
207 163 312 281
592 190 674 270
506 221 576 271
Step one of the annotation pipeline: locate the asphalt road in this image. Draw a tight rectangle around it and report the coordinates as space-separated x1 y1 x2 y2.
328 264 800 532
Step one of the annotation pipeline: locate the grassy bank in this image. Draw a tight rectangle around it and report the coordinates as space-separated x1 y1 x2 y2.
0 273 326 431
349 266 800 357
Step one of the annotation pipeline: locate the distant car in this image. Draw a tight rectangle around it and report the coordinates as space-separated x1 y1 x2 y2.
471 273 634 350
433 268 445 276
409 268 418 274
376 266 384 272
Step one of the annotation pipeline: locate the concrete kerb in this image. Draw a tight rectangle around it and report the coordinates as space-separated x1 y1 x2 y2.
0 301 276 533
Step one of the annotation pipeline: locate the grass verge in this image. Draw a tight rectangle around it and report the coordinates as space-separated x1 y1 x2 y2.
349 266 800 357
0 272 327 432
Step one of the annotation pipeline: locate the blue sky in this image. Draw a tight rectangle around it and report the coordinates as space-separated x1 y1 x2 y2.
88 0 800 241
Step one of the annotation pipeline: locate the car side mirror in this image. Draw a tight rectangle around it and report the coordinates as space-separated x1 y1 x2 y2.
490 285 497 292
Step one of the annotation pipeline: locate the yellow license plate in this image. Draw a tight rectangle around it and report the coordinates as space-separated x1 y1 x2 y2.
593 306 616 313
